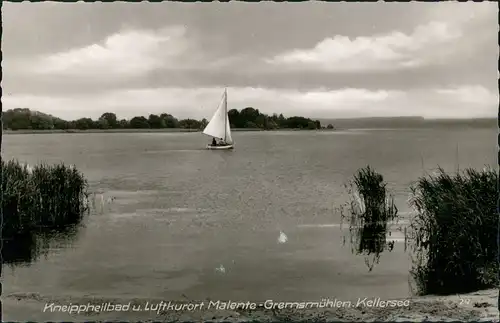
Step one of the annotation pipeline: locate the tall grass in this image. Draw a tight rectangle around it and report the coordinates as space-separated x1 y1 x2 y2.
1 158 90 263
341 166 399 271
407 166 498 295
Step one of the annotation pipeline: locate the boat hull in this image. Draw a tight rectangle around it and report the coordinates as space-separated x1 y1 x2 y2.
206 144 234 150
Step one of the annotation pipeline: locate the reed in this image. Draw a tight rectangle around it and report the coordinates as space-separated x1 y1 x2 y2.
407 166 498 295
341 166 399 270
1 158 89 263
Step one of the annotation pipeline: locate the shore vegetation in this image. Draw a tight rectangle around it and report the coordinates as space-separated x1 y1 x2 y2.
2 108 325 131
1 158 89 264
342 165 497 296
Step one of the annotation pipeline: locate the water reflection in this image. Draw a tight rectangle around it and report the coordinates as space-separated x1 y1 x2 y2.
2 224 83 266
1 225 82 266
2 192 113 266
2 232 43 265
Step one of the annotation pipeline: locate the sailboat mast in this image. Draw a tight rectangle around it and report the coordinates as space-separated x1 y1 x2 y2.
224 88 227 142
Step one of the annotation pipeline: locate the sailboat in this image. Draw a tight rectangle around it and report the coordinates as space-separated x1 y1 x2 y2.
203 88 234 150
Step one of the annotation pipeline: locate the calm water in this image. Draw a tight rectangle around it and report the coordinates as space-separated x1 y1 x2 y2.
2 128 495 320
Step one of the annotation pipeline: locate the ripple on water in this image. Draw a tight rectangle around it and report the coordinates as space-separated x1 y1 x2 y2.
86 190 159 209
91 190 192 204
107 207 210 220
314 130 368 135
297 220 409 243
96 189 158 196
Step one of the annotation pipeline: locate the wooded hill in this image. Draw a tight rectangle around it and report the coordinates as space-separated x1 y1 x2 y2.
2 108 326 131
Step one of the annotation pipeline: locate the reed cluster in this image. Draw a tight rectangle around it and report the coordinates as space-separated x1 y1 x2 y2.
407 166 498 295
341 166 399 270
1 158 89 263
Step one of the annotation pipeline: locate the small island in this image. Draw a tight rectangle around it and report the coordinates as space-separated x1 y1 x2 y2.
2 108 335 133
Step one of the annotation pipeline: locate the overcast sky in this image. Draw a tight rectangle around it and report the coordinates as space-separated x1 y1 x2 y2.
2 2 498 120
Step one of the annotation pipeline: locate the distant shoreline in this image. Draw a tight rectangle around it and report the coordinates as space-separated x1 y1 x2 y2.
2 128 335 135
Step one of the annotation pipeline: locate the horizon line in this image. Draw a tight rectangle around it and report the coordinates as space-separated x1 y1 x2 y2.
1 108 496 123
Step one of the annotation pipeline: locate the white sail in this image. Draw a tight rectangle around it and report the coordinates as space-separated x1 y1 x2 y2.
202 89 233 144
223 91 233 144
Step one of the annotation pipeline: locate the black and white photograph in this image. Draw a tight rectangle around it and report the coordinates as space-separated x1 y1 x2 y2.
1 1 498 321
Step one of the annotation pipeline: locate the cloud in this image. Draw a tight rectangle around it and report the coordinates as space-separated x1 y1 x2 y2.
266 22 459 72
266 4 493 73
27 26 191 78
435 85 499 106
13 24 247 84
409 85 497 119
2 85 496 121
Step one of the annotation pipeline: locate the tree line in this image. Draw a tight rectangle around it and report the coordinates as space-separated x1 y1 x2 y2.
2 108 335 131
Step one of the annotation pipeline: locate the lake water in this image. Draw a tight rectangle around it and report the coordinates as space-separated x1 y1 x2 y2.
2 128 495 320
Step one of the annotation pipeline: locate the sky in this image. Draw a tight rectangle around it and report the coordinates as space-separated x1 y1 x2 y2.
2 2 498 120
